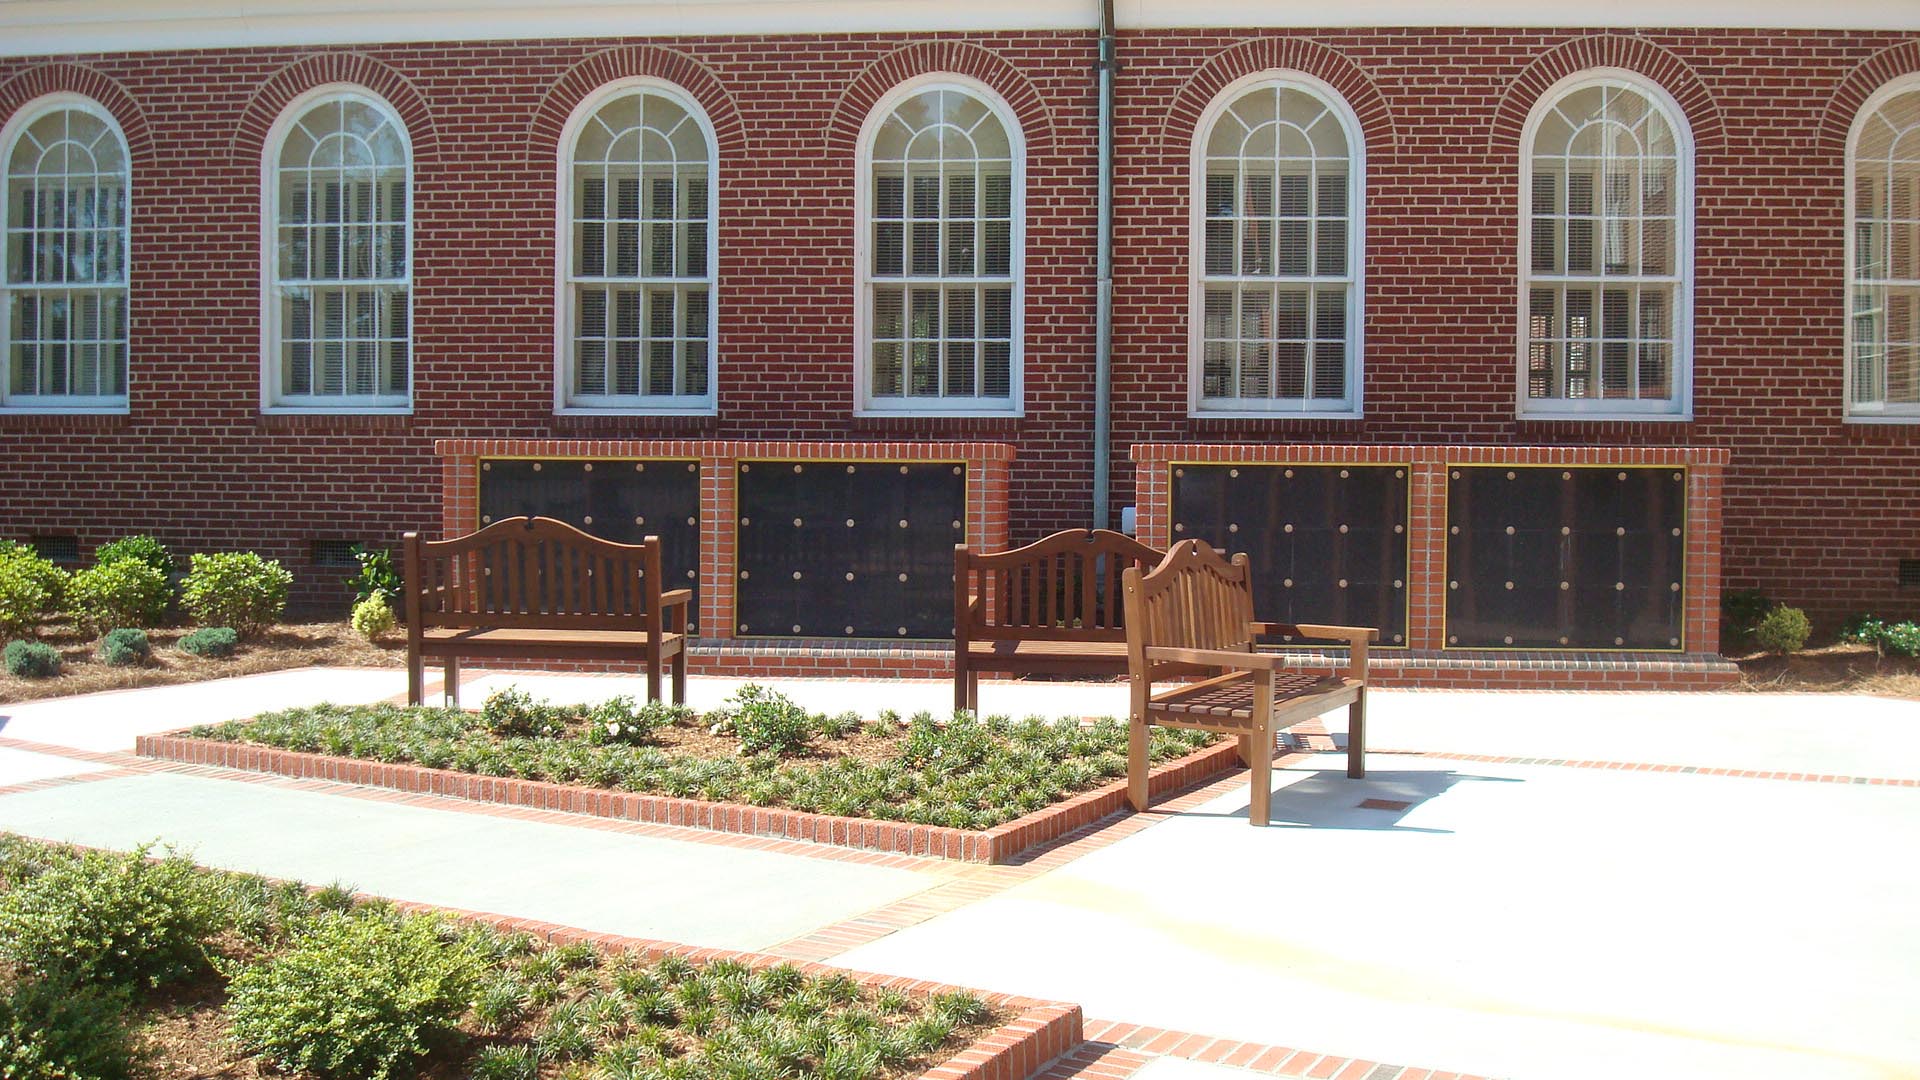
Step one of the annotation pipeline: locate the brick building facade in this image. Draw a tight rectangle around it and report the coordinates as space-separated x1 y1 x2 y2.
2 1 1917 638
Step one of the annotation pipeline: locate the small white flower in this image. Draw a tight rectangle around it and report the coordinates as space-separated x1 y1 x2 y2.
709 722 725 736
606 722 621 736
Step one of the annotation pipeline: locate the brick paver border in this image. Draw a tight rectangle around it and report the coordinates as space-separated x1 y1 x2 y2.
135 731 1244 863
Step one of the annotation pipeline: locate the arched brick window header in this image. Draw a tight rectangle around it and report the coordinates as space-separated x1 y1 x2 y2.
827 41 1053 157
1489 35 1723 155
232 53 435 164
1162 38 1394 158
529 46 744 163
0 64 150 167
1819 40 1920 155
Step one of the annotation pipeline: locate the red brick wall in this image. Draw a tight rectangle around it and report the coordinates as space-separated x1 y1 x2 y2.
2 29 1917 632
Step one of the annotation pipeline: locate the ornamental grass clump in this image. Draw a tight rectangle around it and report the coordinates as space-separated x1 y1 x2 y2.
181 552 292 637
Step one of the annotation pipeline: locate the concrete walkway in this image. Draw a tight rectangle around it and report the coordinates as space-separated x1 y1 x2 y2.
2 668 1917 1080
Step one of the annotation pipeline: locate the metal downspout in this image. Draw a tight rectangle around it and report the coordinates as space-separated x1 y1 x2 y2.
1093 0 1116 529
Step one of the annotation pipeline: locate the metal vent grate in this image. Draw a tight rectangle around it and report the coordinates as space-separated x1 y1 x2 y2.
1900 559 1920 589
31 535 79 563
311 539 361 568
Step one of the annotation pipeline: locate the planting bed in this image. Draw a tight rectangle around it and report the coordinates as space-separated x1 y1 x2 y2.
143 689 1240 863
0 836 1073 1080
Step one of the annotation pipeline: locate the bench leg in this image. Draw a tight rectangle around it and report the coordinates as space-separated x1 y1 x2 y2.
444 657 461 709
1347 687 1366 779
953 670 968 715
1236 733 1257 768
407 651 424 707
965 672 980 715
671 648 687 705
647 662 663 705
1249 730 1273 826
1126 717 1151 813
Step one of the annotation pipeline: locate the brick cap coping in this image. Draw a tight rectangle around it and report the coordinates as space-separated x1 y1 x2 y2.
135 733 1243 865
1131 442 1732 467
435 438 1019 462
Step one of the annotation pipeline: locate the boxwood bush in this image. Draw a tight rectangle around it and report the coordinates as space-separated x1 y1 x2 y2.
0 547 67 637
0 843 225 989
0 973 140 1080
93 534 175 577
350 593 396 641
182 552 292 637
226 911 483 1080
67 559 171 633
1753 604 1811 655
3 639 61 679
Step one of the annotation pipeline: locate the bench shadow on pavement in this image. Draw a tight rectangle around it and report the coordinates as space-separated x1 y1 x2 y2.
1197 768 1521 833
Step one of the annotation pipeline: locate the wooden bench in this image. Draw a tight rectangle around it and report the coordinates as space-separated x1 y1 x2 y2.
1121 538 1374 826
953 528 1167 712
402 516 690 708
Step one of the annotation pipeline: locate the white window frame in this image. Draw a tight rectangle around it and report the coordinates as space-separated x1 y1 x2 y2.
1 92 131 414
259 83 413 414
1517 69 1694 421
1188 70 1366 418
554 77 720 416
853 72 1025 417
1844 73 1920 424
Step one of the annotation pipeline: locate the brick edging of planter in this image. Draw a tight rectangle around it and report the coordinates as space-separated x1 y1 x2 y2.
134 732 1244 865
372 897 1082 1080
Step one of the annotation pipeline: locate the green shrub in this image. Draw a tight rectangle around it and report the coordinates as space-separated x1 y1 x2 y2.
178 626 239 658
720 684 815 757
583 695 682 747
1844 614 1920 658
94 534 174 576
1721 587 1773 647
0 550 66 637
0 844 224 989
1753 604 1811 654
351 593 396 641
226 911 482 1080
347 545 403 607
3 640 60 679
97 627 151 667
181 552 291 637
480 687 565 738
0 973 141 1080
67 559 171 632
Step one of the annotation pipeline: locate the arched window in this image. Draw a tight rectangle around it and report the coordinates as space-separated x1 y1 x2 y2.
263 87 410 409
1847 76 1920 420
1521 72 1692 418
1193 74 1363 415
2 95 130 410
559 81 716 411
856 77 1022 414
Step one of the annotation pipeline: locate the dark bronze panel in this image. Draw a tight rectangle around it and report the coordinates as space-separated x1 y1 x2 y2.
477 459 701 632
1446 466 1686 650
735 461 966 638
1170 464 1410 646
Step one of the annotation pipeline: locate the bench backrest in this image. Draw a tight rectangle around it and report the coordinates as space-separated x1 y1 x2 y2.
956 528 1166 642
1121 539 1256 682
403 516 664 632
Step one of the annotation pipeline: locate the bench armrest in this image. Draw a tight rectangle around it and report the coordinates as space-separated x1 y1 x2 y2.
660 588 692 613
1144 646 1291 671
1250 622 1378 647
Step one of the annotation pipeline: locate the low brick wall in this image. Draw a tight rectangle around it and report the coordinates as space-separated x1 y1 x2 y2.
136 733 1244 864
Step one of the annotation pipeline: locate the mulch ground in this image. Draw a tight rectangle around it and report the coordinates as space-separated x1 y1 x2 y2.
1731 642 1920 698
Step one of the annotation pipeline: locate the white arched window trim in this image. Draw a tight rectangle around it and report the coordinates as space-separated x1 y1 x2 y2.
853 72 1026 417
1517 68 1695 421
1 92 131 413
1187 70 1366 418
1844 72 1920 423
259 83 413 413
553 76 720 415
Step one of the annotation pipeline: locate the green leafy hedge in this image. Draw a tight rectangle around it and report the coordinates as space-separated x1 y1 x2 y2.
182 552 292 637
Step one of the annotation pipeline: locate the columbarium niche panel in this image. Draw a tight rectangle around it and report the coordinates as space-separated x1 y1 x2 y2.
1446 466 1685 650
735 461 965 638
1170 464 1410 646
477 459 701 631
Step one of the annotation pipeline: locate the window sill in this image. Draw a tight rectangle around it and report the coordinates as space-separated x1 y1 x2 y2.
261 406 413 416
1517 409 1693 423
1843 412 1920 425
0 404 129 415
556 406 719 418
855 407 1023 420
1189 408 1362 421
